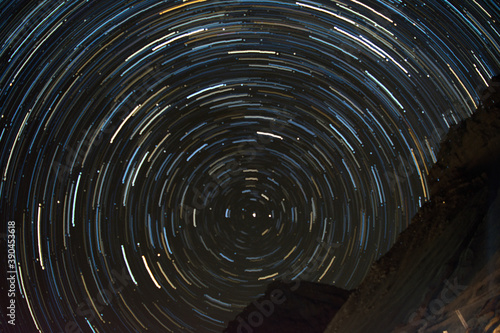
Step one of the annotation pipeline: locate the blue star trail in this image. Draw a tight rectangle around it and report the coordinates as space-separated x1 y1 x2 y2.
1 0 499 332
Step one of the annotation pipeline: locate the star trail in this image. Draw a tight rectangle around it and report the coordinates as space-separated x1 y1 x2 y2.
1 0 499 332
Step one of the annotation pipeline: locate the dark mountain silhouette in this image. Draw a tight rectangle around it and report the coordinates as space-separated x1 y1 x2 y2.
224 280 351 333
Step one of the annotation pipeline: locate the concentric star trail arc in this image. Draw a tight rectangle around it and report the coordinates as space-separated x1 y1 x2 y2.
1 0 499 332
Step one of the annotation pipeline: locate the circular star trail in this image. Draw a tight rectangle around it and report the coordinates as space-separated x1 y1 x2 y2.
1 0 499 332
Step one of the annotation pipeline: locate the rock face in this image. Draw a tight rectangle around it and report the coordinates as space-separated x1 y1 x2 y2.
223 280 351 333
325 76 500 333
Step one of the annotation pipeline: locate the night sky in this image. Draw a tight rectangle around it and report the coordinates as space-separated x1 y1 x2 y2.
1 0 499 332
